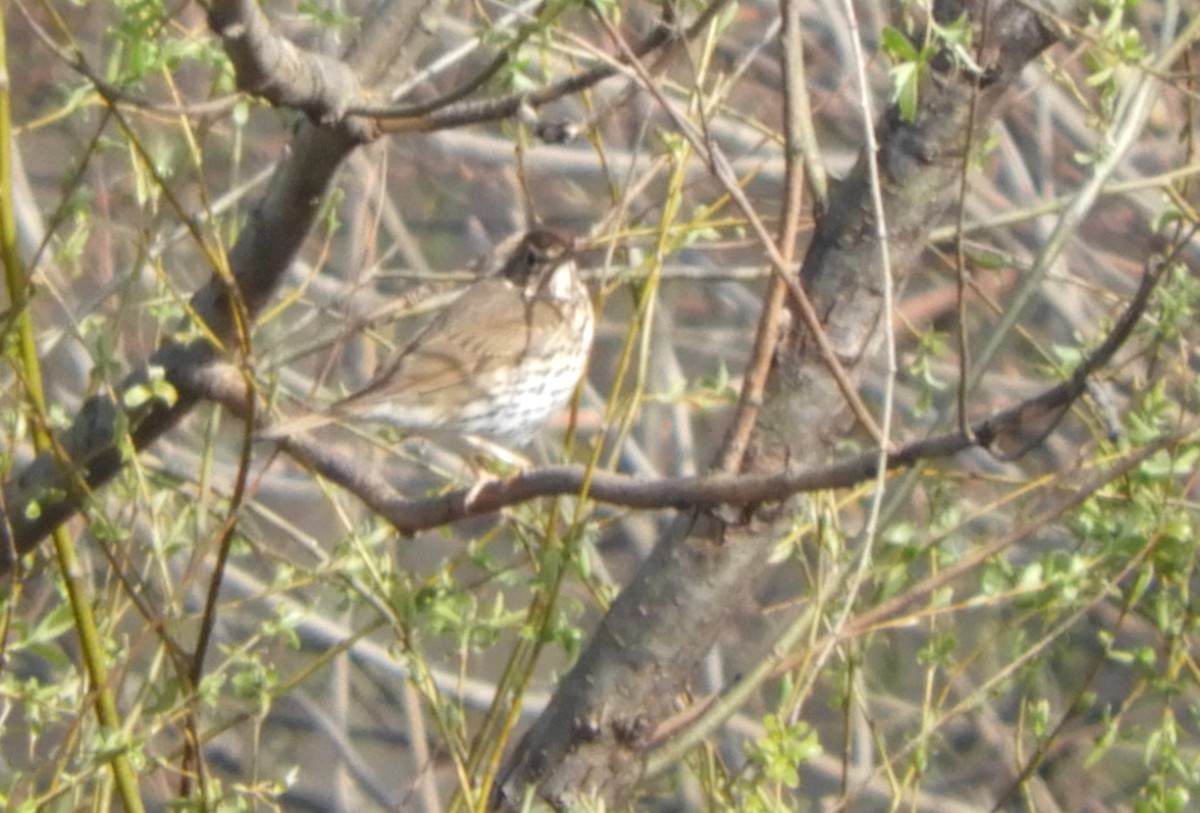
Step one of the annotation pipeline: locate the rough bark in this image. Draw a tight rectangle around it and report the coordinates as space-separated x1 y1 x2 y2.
493 1 1066 808
0 0 444 574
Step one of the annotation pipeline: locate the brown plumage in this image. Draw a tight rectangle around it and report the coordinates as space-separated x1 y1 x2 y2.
266 230 594 445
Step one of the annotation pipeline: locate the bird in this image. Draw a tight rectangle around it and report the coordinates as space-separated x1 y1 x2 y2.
264 229 594 449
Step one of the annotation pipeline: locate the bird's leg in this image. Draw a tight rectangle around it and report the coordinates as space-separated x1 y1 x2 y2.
452 435 532 508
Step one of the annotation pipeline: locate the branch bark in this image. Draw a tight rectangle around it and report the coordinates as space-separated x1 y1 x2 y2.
0 0 444 575
492 1 1067 808
207 0 364 125
191 238 1165 534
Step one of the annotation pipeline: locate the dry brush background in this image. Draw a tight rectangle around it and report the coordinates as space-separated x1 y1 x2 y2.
1 1 1199 812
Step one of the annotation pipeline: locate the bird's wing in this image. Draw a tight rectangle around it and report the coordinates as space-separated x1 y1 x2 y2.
334 278 544 409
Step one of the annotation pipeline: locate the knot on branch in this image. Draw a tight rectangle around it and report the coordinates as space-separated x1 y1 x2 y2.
208 0 376 141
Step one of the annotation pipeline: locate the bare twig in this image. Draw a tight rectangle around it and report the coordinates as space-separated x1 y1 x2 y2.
716 0 805 474
372 0 736 133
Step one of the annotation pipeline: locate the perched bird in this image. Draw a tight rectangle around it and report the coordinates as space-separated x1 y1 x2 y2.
266 230 594 447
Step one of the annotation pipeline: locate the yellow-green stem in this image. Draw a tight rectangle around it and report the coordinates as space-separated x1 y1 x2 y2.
0 9 146 812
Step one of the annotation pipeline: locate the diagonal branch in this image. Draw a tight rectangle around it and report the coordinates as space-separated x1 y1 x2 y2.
492 1 1070 808
0 0 445 577
369 0 735 133
185 243 1171 534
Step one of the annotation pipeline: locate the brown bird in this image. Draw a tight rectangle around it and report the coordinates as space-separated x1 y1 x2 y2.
266 230 594 446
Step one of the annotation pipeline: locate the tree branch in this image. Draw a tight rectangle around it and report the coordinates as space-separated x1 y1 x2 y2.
0 0 445 577
207 0 366 128
368 0 734 133
492 1 1070 808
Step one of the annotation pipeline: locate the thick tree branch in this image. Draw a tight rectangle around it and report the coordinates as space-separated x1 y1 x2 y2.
492 1 1070 808
207 0 366 127
0 0 444 577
